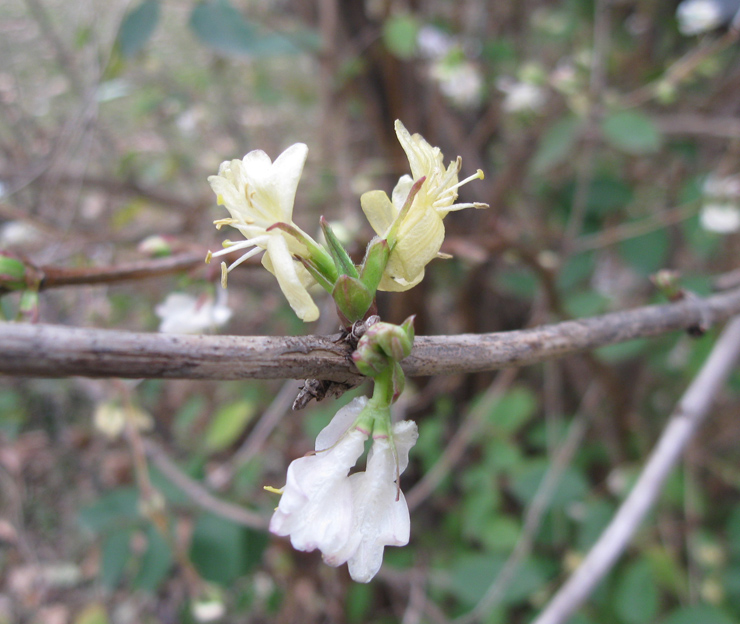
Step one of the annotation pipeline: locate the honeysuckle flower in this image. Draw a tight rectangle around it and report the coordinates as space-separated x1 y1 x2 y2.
332 420 418 583
268 396 419 582
206 144 321 322
155 291 232 334
361 120 487 291
269 397 369 558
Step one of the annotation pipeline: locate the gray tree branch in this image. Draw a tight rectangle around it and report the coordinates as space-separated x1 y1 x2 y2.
2 286 740 380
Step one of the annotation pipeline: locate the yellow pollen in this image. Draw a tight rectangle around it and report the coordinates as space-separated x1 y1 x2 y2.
205 250 212 264
263 485 284 495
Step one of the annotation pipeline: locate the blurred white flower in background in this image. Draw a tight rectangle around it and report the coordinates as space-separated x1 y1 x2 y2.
676 0 740 35
155 291 232 334
699 173 740 233
429 60 483 107
700 203 740 233
416 25 456 60
0 221 43 247
497 77 547 113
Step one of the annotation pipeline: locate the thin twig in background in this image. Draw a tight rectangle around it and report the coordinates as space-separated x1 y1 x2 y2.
143 439 268 530
531 315 740 624
3 284 739 380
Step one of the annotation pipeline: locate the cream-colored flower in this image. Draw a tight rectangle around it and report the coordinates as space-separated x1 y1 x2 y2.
361 120 487 291
207 144 320 322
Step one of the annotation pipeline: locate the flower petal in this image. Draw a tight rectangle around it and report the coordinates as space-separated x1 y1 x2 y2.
263 234 319 322
361 190 397 237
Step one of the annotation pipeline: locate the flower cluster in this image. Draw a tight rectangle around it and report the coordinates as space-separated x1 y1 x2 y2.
207 120 487 321
268 397 418 582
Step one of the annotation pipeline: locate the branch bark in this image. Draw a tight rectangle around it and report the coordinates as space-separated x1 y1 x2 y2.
2 286 740 380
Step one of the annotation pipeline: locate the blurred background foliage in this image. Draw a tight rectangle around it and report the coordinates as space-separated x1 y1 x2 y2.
1 0 740 622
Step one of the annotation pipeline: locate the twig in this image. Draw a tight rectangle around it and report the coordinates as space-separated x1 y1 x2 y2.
2 285 740 380
143 440 268 530
531 315 740 624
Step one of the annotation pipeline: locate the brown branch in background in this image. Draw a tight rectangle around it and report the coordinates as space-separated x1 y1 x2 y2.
2 285 740 380
37 252 208 289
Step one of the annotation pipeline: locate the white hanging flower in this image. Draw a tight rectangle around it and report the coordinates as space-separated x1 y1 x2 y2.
332 420 419 583
269 398 369 558
268 398 419 582
155 291 232 334
207 144 320 322
361 120 487 291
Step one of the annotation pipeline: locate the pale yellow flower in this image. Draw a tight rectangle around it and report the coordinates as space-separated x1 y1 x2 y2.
207 144 320 322
361 120 486 291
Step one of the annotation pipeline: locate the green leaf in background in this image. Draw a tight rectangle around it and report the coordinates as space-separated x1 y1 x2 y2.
601 111 662 155
117 0 160 59
78 488 140 534
346 582 373 623
382 14 419 59
531 116 582 174
133 524 172 591
618 227 670 275
190 513 267 584
189 0 302 58
510 460 588 510
658 605 734 624
613 559 659 624
487 386 538 436
448 554 547 606
204 399 256 453
100 529 133 589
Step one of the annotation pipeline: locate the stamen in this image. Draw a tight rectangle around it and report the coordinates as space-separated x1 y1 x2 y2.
437 201 489 212
442 168 485 196
220 262 228 288
213 218 236 230
263 485 284 495
205 250 212 264
226 245 265 272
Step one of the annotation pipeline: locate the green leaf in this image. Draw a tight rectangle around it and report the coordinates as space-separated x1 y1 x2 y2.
190 513 267 584
487 386 538 435
601 111 662 155
189 0 302 58
78 488 140 534
658 605 734 624
448 554 547 606
382 14 419 59
203 400 256 453
100 530 133 589
614 559 659 624
531 116 582 174
618 227 670 275
510 460 588 510
133 524 172 591
117 0 160 59
346 582 373 623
